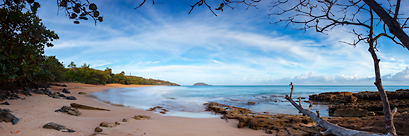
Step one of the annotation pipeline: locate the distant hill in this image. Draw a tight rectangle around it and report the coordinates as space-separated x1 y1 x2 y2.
126 76 180 86
193 82 210 86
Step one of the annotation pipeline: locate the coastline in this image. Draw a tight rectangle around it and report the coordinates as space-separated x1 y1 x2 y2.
0 83 269 136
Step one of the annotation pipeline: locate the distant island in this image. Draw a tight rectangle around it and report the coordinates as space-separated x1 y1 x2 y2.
193 82 210 86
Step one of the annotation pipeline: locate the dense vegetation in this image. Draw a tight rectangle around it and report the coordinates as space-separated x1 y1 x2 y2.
62 61 179 86
0 0 177 90
1 0 59 89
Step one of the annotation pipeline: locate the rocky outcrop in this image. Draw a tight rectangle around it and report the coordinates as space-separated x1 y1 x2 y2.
43 122 75 132
206 102 320 135
309 89 409 116
206 102 409 135
309 89 409 103
0 109 19 125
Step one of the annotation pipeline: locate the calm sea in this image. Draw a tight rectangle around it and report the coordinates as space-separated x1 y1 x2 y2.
90 85 409 118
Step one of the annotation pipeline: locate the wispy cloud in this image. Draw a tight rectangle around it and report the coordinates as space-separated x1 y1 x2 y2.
38 1 409 85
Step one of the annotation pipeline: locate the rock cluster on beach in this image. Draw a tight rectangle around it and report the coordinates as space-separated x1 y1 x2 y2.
309 89 409 116
206 102 321 135
91 115 151 136
206 101 409 135
146 106 169 114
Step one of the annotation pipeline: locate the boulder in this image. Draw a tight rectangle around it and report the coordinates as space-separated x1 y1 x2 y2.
43 122 75 132
0 102 10 105
62 88 70 94
95 127 103 132
333 108 368 117
0 109 19 125
100 122 116 127
43 88 52 95
66 96 77 100
59 93 67 98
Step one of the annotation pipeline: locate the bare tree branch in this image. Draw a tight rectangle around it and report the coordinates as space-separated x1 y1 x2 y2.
363 0 409 50
285 83 386 136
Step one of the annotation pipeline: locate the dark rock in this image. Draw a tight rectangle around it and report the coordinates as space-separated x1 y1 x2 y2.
100 122 116 127
1 102 10 105
33 89 43 94
0 109 19 125
95 127 103 132
62 88 70 94
10 94 20 99
62 129 75 133
43 88 52 95
78 92 87 94
23 87 32 96
43 122 74 132
43 122 66 130
55 106 81 116
133 115 151 120
59 93 67 98
66 96 77 100
70 103 110 111
123 117 132 122
50 93 60 99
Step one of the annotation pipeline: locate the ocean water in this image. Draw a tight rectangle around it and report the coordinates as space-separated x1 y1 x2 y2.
90 85 409 118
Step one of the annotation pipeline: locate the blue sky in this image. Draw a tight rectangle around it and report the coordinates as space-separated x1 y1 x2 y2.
37 0 409 85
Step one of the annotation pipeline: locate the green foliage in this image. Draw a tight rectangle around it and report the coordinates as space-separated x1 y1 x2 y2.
0 1 59 88
43 56 66 82
57 0 103 24
64 63 179 86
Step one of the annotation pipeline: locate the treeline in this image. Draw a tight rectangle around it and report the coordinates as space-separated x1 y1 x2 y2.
45 57 179 86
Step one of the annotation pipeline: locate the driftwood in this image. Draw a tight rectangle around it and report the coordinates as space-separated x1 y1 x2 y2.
285 82 390 136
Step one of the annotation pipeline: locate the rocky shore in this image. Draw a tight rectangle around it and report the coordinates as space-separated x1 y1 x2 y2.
203 88 409 135
309 89 409 116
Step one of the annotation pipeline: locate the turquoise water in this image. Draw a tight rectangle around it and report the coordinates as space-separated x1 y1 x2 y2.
91 85 409 118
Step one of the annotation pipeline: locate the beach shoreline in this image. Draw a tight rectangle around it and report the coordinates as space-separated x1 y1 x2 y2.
0 83 270 136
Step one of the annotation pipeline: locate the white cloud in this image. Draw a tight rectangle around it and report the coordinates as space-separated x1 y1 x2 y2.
38 0 409 85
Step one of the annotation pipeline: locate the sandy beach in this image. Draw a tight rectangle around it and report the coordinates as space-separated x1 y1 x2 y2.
0 83 270 136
